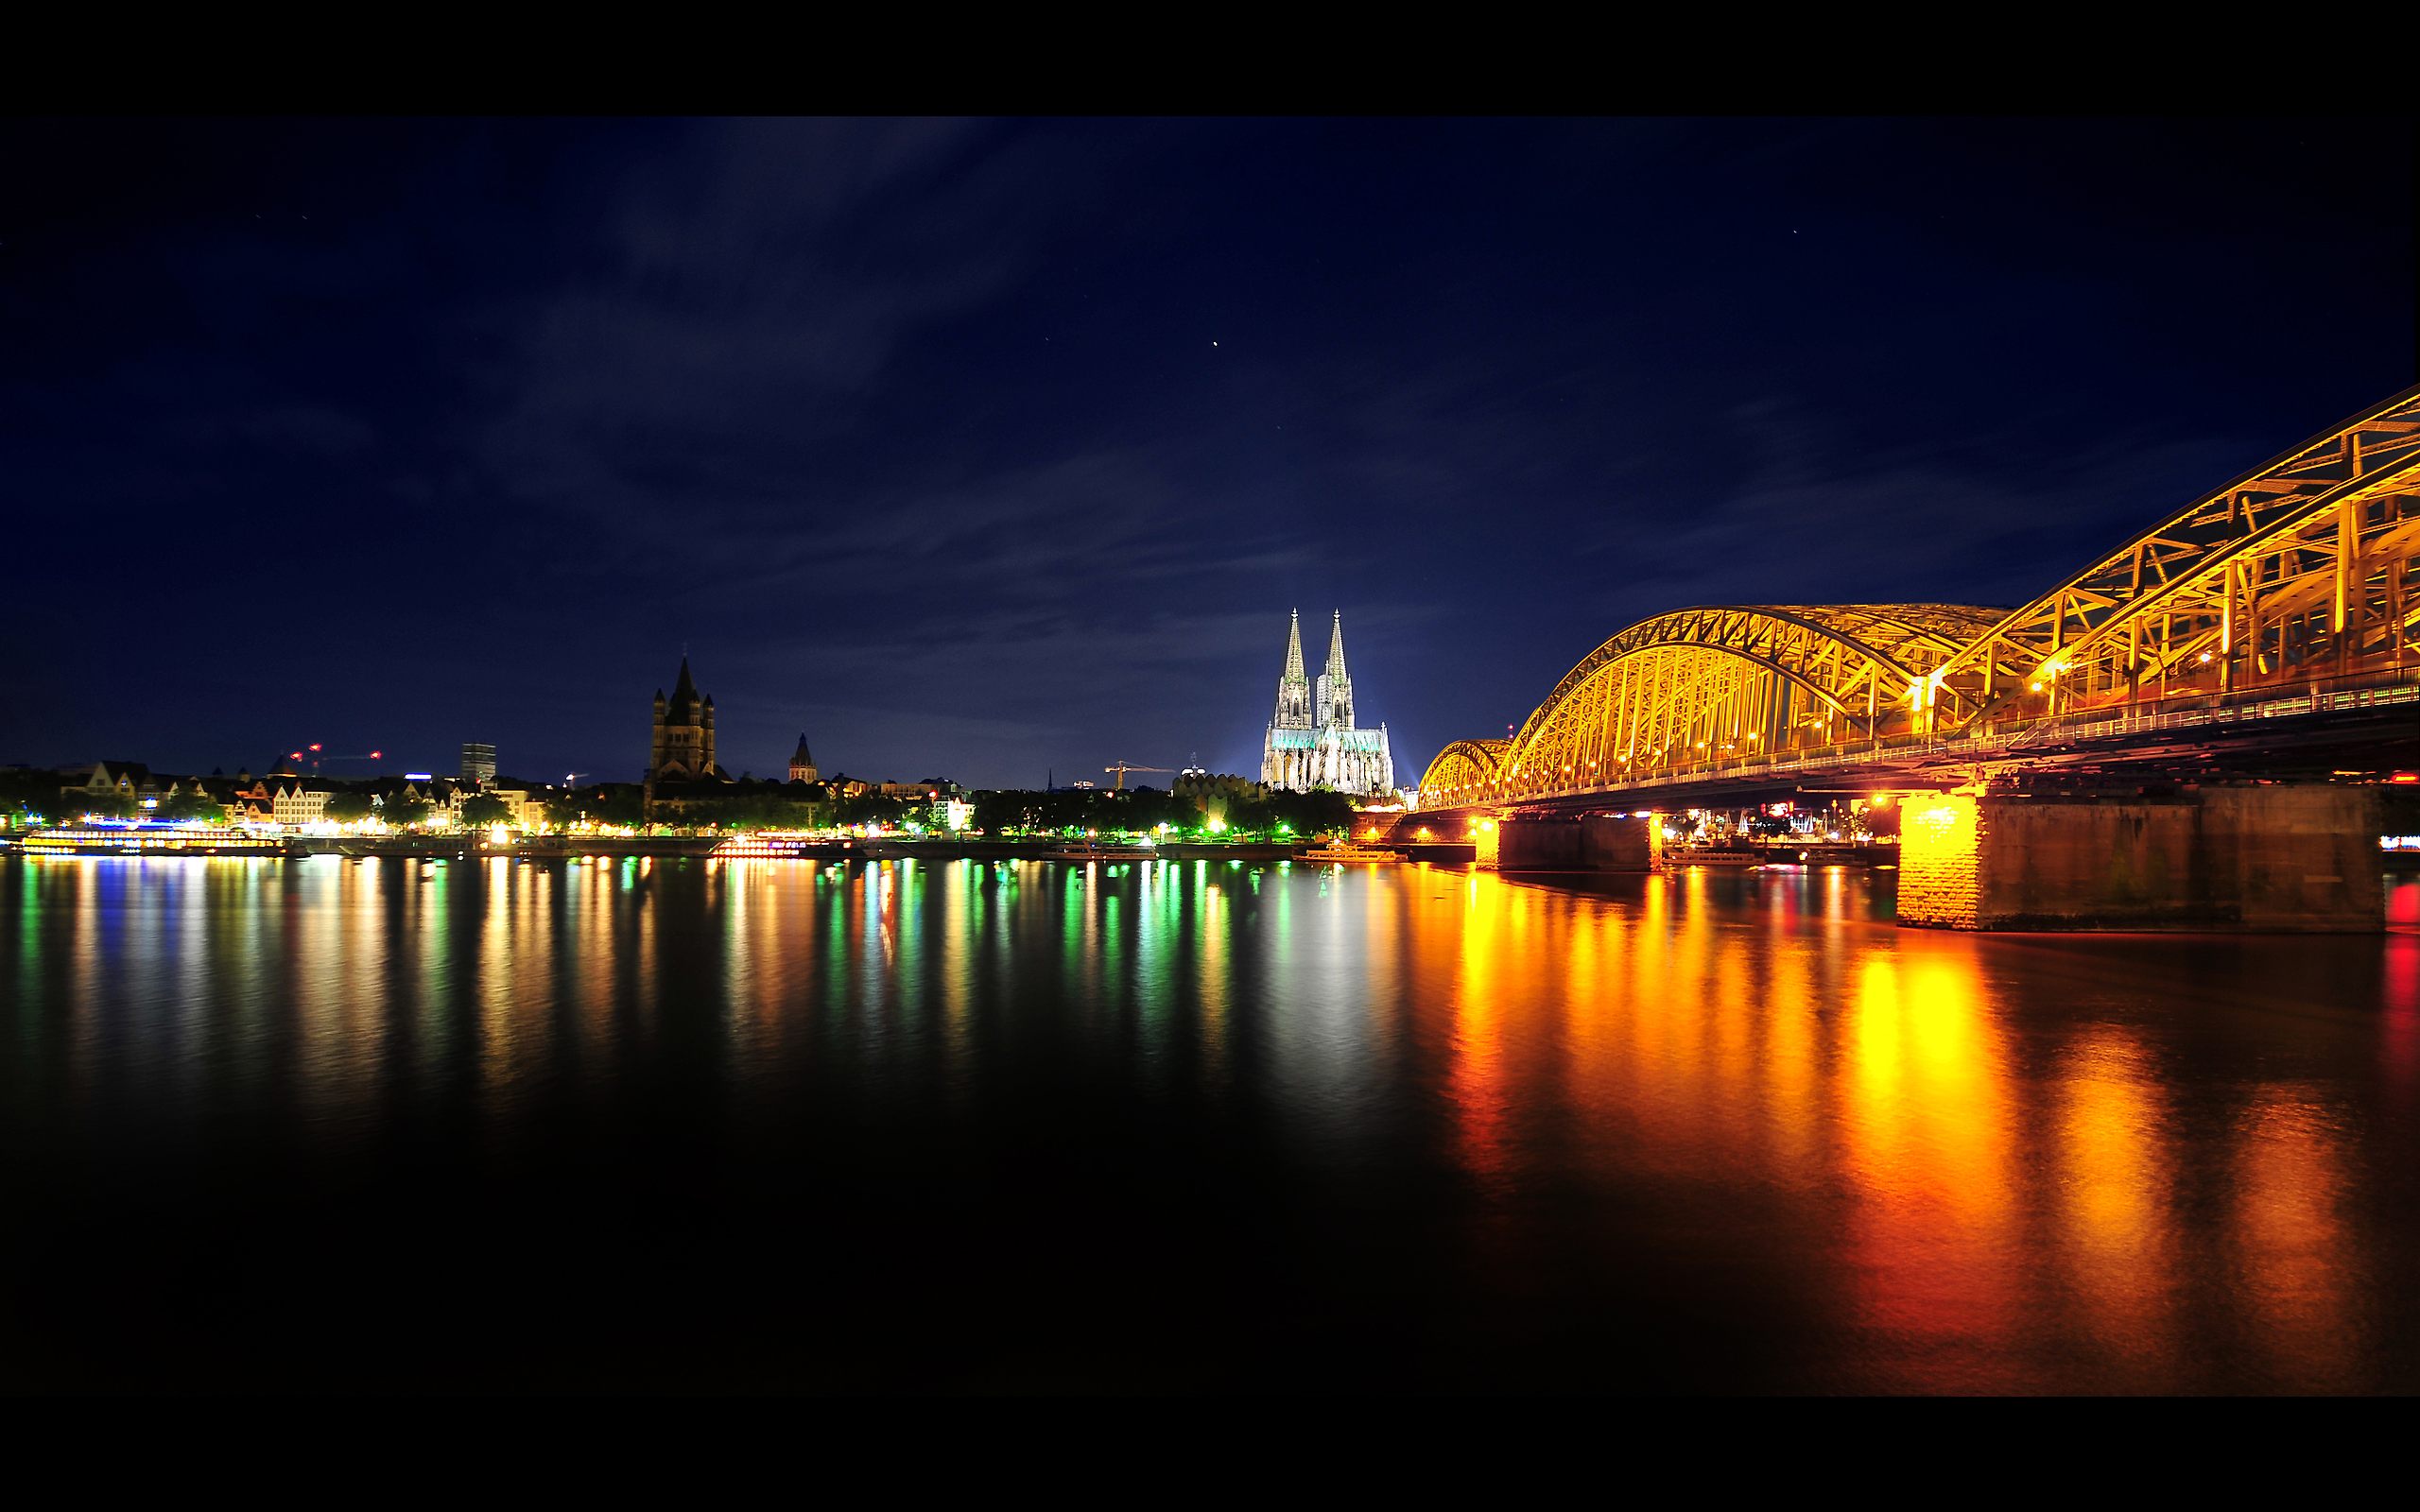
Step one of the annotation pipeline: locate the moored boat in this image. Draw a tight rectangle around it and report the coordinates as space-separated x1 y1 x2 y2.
1044 841 1159 862
710 833 854 860
1302 839 1401 864
11 822 290 857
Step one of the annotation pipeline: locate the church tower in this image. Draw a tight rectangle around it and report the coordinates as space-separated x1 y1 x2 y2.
648 656 719 781
788 733 819 784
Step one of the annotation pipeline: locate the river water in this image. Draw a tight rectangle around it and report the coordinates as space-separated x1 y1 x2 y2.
4 853 2414 1392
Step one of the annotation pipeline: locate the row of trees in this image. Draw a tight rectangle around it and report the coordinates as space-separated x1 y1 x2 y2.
969 784 1357 839
1 769 98 827
547 781 916 833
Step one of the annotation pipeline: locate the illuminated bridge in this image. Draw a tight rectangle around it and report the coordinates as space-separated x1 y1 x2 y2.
1410 385 2420 931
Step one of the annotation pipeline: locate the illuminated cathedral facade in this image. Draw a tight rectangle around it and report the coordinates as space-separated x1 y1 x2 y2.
1261 610 1392 796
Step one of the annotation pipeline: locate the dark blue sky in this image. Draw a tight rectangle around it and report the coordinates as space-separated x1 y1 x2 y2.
4 118 2411 787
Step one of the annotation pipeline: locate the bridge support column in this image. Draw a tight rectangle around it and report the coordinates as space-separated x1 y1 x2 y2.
1498 813 1658 874
1472 817 1499 868
1896 785 2381 932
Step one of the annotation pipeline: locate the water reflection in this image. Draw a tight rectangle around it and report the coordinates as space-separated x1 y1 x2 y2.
2051 1028 2177 1389
0 856 2412 1391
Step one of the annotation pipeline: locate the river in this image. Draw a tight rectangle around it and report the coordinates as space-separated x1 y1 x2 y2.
3 854 2413 1391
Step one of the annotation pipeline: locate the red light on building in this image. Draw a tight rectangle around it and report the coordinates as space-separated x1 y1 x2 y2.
2393 772 2418 784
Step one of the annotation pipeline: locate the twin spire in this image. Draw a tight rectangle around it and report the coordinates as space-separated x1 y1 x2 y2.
1273 610 1354 730
1278 610 1350 679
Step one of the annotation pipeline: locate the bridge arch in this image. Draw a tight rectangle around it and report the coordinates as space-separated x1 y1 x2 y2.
1416 738 1511 807
1422 604 2001 805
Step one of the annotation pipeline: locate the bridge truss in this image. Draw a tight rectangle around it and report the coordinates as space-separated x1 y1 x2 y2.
1419 385 2420 810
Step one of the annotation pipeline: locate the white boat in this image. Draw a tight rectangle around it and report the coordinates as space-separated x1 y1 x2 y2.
1304 840 1400 864
1044 841 1158 862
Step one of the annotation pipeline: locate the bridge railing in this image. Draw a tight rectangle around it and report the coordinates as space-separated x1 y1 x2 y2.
1434 663 2419 808
1966 664 2420 748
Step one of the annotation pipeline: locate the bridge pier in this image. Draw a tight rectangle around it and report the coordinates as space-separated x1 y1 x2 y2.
1896 784 2381 933
1496 813 1660 873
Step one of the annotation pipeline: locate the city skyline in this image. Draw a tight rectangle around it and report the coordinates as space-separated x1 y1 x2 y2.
4 118 2411 786
6 112 2417 1400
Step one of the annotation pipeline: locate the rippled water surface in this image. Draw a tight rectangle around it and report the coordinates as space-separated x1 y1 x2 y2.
5 854 2415 1391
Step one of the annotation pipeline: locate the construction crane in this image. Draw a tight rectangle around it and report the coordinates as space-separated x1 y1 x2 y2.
291 744 386 774
1103 762 1172 792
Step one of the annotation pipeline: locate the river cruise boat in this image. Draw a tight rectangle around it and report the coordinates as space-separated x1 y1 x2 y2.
11 822 291 857
710 833 854 860
1044 840 1160 862
1666 844 1762 868
1303 839 1401 864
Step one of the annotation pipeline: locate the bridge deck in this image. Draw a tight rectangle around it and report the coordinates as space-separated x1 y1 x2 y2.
1412 666 2417 821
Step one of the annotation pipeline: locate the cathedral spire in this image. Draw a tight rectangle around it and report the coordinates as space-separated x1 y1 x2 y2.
1272 610 1312 730
1317 610 1355 731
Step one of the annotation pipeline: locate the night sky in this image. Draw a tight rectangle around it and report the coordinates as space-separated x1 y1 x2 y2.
5 118 2411 789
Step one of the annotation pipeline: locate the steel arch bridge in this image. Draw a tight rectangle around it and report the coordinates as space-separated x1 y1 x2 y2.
1418 385 2420 812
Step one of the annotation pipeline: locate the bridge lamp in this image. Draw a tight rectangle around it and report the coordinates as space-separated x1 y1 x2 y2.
2031 681 2044 693
2200 652 2213 663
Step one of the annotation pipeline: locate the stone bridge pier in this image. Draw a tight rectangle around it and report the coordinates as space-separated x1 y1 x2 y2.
1895 783 2381 933
1495 812 1661 874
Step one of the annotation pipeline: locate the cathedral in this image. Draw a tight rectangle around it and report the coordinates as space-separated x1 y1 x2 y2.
1261 610 1393 795
648 656 724 782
